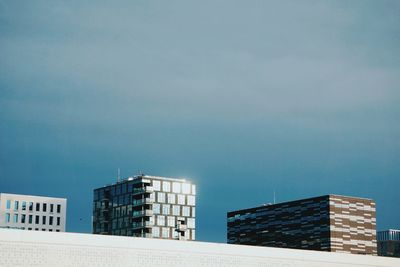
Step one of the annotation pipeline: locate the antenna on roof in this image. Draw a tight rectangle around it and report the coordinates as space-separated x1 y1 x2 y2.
117 168 120 182
273 189 276 204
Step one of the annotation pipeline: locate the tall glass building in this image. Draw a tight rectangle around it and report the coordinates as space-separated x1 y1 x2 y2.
93 175 196 240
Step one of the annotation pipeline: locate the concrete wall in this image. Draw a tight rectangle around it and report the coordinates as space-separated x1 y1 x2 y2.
0 229 399 267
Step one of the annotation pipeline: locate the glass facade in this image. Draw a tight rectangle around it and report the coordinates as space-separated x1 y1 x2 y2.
93 175 196 240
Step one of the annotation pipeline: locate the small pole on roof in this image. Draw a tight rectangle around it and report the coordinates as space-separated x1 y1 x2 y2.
273 189 276 205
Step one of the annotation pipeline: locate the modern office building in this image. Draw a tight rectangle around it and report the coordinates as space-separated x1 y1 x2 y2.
0 193 67 232
2 228 400 267
377 229 400 258
93 174 196 240
227 194 377 255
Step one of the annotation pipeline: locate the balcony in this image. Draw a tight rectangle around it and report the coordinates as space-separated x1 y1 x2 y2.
132 186 154 196
132 198 154 206
132 210 153 218
132 221 153 230
133 233 152 238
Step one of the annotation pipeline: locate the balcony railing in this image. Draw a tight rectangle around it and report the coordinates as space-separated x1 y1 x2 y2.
132 221 153 230
132 198 154 206
132 186 154 196
132 210 153 218
133 233 152 238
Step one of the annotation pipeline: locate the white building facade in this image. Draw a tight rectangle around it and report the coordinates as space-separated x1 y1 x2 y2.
0 229 399 267
0 193 67 232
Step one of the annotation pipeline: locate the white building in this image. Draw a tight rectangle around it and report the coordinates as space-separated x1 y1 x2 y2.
0 193 67 232
0 228 399 267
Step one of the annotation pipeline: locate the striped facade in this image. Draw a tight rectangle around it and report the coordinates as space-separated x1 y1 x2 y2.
227 194 377 255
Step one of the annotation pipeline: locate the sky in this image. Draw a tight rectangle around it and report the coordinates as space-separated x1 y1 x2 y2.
0 0 399 242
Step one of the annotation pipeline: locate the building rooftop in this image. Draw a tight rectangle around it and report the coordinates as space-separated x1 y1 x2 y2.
0 192 67 200
96 174 192 189
228 194 374 215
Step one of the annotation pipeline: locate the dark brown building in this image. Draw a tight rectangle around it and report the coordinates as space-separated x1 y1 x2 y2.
227 194 377 255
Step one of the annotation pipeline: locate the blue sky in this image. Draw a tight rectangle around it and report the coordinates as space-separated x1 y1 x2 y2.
0 0 399 242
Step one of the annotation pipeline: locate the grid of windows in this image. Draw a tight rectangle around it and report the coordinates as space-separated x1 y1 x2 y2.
2 196 64 232
93 175 196 240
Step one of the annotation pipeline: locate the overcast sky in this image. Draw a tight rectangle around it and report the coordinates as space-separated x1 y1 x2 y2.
0 0 399 242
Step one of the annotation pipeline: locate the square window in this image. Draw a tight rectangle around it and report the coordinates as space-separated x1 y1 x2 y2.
42 216 46 225
21 214 26 223
49 216 54 225
57 204 61 213
157 215 165 226
50 204 54 213
192 185 196 195
172 205 180 216
187 218 195 229
187 195 195 206
43 203 47 212
172 182 181 193
35 215 39 224
152 203 160 214
191 229 196 240
182 183 191 194
162 181 171 192
29 215 33 224
14 201 19 211
6 200 11 209
167 216 175 227
162 204 170 215
57 217 61 226
157 192 166 203
173 230 179 239
13 214 18 223
152 180 161 191
178 195 185 205
152 227 160 237
5 213 10 223
29 202 33 211
183 206 190 216
36 203 40 212
162 227 169 238
22 201 26 210
167 194 176 204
